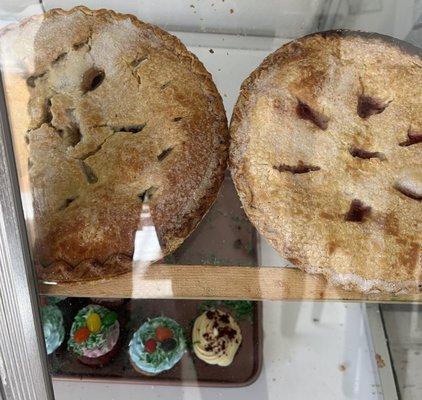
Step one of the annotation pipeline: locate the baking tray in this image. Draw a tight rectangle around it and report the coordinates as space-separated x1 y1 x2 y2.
48 173 263 387
49 298 262 387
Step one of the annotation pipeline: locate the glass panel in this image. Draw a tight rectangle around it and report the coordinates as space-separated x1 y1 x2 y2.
0 1 420 399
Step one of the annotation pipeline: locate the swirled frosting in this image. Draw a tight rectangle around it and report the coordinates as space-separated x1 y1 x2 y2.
42 305 65 355
129 316 186 375
192 309 242 366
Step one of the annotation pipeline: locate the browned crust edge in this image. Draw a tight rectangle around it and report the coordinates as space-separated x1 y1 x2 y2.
229 30 422 295
1 6 229 283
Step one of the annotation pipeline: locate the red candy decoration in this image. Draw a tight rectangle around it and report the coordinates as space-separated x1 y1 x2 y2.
145 338 157 353
155 326 173 341
74 327 90 344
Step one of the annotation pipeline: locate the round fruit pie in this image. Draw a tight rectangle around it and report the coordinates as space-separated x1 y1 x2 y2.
230 31 421 294
0 7 228 282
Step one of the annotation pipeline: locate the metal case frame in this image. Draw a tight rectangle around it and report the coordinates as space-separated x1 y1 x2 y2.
0 73 53 400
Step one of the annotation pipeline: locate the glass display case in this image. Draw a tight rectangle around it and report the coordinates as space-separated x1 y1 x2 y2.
0 1 421 399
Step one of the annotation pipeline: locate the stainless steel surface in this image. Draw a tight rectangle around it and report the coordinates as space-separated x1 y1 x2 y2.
381 304 422 399
0 381 6 400
365 305 399 400
0 72 54 400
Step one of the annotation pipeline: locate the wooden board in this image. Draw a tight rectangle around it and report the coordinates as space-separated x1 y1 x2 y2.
39 264 422 303
49 298 262 387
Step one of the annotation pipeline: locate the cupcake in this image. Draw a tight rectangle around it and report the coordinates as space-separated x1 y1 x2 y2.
192 309 242 366
129 316 186 376
41 305 65 355
68 305 120 367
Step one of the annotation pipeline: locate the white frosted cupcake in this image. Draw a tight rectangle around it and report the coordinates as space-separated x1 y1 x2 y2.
192 309 242 366
41 305 65 355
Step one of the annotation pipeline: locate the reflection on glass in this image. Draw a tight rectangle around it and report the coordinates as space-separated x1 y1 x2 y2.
132 194 163 264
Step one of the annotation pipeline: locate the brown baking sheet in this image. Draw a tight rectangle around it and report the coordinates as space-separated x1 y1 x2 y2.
49 298 262 387
48 174 262 387
167 171 257 267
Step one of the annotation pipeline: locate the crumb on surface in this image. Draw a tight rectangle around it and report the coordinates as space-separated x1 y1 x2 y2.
209 49 214 54
339 363 347 372
230 8 234 14
233 238 242 249
375 353 385 368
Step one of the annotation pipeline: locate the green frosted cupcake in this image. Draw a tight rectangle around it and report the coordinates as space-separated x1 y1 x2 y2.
129 316 186 376
68 305 120 367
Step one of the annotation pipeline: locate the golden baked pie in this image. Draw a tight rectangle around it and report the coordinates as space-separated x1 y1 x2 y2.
230 31 421 294
0 7 228 282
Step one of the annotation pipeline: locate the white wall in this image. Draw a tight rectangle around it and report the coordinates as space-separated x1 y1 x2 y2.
42 0 323 37
1 1 418 41
325 0 416 39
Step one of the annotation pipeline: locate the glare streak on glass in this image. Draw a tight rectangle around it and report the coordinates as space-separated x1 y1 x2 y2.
132 193 163 263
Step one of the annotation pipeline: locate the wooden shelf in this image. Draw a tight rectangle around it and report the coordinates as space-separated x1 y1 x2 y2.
39 264 422 303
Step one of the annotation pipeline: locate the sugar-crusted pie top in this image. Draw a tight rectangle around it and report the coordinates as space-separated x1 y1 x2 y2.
230 31 421 294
